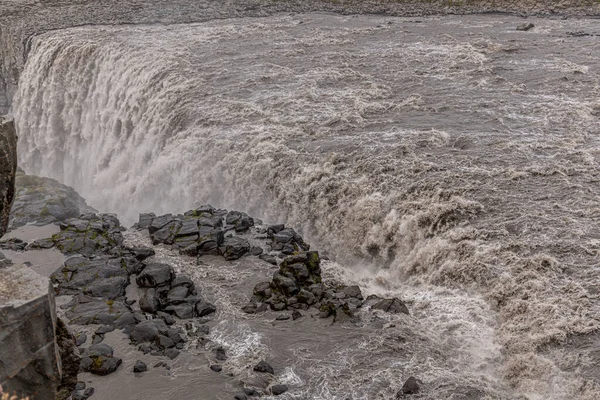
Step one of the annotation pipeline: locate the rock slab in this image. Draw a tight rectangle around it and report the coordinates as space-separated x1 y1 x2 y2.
0 264 61 399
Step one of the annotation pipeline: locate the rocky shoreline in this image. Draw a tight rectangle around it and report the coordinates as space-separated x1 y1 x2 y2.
1 173 415 399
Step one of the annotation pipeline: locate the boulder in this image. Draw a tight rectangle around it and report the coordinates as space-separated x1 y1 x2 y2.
136 263 174 288
219 236 250 260
371 298 409 315
79 344 122 376
253 361 274 374
133 360 148 373
130 319 169 344
271 384 289 395
398 376 421 395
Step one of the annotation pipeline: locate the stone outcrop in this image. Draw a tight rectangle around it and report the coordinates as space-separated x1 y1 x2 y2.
10 170 97 230
0 263 61 399
0 118 16 237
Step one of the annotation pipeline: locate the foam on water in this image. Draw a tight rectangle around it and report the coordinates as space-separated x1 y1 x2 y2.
11 13 600 399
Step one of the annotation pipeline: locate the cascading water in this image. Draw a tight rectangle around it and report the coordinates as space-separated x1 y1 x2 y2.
11 13 600 399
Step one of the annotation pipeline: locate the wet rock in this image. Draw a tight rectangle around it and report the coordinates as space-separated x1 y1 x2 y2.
219 236 251 260
253 361 274 374
177 218 199 236
133 360 148 373
342 285 363 300
50 255 130 299
95 325 115 335
234 394 248 400
148 214 174 234
267 224 285 237
79 344 122 375
253 281 272 299
156 311 176 325
64 296 130 325
399 376 421 395
259 253 277 265
51 214 124 256
242 301 258 314
250 246 263 256
165 303 196 319
0 237 27 251
226 211 254 232
71 385 95 400
75 333 87 346
371 297 409 315
165 348 180 359
167 285 191 305
171 275 195 289
139 288 160 313
92 334 104 344
130 319 169 343
291 310 302 320
196 301 217 317
271 228 309 252
114 312 144 329
244 388 259 396
28 237 55 249
516 22 534 31
271 384 289 395
214 346 227 361
136 262 174 288
210 364 222 372
275 314 290 321
9 168 95 230
137 213 156 230
272 273 299 297
127 246 155 261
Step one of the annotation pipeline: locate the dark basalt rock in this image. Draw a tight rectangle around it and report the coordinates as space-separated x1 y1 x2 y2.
370 297 410 315
210 364 222 372
253 361 274 374
219 236 251 260
130 319 169 344
79 344 122 376
63 295 130 326
226 210 254 233
398 376 421 396
126 246 155 261
214 346 227 361
0 237 27 251
516 22 534 31
136 262 174 288
133 360 148 373
51 255 130 299
271 384 289 395
9 167 95 231
259 254 278 265
51 214 124 256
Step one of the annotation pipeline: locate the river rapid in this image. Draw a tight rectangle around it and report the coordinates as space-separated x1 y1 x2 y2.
7 12 600 399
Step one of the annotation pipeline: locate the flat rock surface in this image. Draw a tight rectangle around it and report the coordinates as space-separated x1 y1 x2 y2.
0 263 49 307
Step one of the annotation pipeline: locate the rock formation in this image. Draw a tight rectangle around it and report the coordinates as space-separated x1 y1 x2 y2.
0 118 16 237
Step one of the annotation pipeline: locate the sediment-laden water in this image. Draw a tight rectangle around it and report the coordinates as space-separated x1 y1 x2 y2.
9 13 600 399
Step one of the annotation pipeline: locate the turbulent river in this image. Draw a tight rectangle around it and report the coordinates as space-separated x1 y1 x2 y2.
9 12 600 399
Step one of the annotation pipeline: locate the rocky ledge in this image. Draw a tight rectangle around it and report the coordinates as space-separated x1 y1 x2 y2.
9 169 96 231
